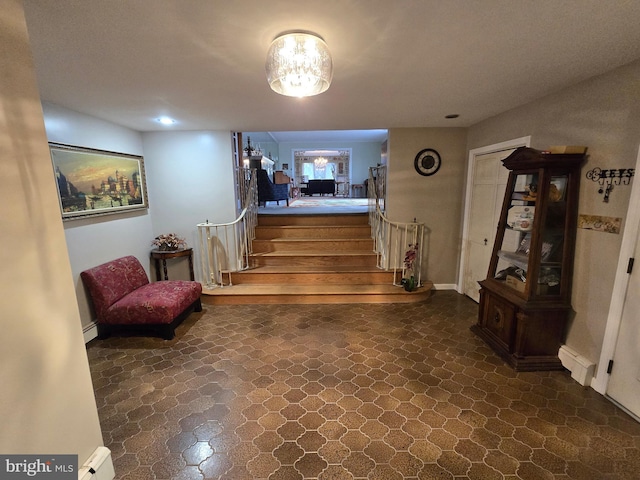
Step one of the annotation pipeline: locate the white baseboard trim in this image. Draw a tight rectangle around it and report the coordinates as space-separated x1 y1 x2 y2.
83 322 98 344
433 284 457 290
558 345 596 387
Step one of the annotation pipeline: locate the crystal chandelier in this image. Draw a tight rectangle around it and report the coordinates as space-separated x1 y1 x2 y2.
314 157 328 168
265 31 333 97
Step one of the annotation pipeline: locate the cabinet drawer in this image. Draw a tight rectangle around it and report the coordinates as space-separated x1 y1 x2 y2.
482 294 516 350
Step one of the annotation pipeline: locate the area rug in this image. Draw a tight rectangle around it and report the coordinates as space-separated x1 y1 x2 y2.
259 196 369 215
289 197 369 208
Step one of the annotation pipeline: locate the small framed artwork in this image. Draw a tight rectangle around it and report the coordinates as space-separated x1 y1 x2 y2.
282 163 289 170
49 143 148 220
578 214 622 234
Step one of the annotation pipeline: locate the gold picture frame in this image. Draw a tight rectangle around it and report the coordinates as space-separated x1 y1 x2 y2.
49 143 148 220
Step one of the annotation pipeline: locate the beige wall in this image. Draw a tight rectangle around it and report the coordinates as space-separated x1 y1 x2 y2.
387 128 468 285
0 0 103 459
467 59 640 367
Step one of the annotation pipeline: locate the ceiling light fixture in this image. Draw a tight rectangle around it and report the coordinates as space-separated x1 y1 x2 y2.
265 31 333 98
157 116 176 125
314 157 328 168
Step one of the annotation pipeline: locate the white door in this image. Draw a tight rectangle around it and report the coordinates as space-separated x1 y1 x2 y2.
606 229 640 417
462 150 513 302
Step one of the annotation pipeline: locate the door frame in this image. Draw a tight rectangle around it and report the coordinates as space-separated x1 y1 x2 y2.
592 145 640 394
457 136 531 295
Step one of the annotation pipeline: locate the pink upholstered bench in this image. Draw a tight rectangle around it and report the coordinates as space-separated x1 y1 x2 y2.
81 255 202 339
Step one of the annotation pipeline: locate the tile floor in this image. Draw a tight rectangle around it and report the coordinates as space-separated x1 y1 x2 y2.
87 291 640 479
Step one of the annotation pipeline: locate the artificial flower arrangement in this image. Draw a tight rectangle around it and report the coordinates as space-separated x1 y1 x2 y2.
401 243 418 292
151 233 187 251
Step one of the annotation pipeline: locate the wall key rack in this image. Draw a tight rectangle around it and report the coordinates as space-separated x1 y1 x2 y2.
586 167 635 202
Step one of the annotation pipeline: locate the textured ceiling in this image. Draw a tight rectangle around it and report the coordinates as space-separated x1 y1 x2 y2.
246 130 389 144
23 0 640 142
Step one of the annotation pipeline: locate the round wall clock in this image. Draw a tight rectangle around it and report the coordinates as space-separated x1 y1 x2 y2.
414 148 441 176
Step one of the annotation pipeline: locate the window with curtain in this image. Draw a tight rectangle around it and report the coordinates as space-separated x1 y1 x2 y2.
294 150 350 185
302 162 336 180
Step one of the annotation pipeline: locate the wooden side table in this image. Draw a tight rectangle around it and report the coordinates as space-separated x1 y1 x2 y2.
151 248 195 281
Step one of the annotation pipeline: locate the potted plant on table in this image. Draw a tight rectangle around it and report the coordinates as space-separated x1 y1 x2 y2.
152 233 187 251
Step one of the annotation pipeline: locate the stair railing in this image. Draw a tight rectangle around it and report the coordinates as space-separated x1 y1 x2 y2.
197 167 258 288
368 165 425 287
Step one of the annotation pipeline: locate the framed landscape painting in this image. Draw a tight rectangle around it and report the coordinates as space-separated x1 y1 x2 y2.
49 143 148 220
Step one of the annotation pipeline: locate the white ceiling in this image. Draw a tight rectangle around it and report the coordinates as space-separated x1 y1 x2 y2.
23 0 640 144
246 130 389 144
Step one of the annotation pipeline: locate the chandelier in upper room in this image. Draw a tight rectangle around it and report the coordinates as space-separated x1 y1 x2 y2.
314 157 328 168
265 31 333 97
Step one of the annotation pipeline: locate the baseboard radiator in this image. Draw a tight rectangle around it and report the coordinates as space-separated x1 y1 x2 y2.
83 322 98 344
558 345 596 386
78 447 115 480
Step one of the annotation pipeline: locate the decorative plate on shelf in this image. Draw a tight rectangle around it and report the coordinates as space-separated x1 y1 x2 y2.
414 148 441 176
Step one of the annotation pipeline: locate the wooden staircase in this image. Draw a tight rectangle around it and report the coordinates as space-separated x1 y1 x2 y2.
201 213 433 305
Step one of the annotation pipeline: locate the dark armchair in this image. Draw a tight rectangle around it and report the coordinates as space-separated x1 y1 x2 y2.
257 169 289 206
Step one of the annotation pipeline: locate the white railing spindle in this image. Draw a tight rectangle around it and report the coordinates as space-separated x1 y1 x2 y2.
197 168 258 288
368 166 425 287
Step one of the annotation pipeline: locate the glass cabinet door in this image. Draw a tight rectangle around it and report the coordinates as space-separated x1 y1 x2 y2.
493 172 538 294
491 171 569 297
536 174 568 295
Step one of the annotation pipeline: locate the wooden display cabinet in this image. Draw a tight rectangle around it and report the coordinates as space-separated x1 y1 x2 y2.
471 147 586 370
